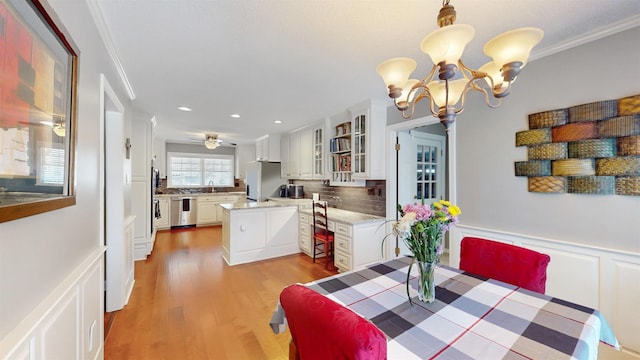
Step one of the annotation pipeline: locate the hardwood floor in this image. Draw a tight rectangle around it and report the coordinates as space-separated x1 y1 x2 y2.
105 226 337 360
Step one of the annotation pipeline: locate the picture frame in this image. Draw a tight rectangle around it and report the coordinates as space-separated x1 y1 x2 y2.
0 0 79 223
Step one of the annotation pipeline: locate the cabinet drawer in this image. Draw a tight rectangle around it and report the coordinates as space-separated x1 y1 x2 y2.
335 234 351 254
335 222 351 236
327 221 335 232
299 213 310 224
299 234 311 252
299 223 310 235
334 251 351 272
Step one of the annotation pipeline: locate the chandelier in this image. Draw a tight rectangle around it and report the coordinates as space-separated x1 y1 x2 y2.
376 0 543 129
204 135 221 150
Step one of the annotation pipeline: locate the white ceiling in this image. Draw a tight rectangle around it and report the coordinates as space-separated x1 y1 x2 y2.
94 0 640 146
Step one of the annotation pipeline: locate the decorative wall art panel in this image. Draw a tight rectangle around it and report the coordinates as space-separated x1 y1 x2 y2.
515 95 640 196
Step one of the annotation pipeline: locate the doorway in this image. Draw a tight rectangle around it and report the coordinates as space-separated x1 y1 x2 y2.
99 74 133 313
385 117 457 261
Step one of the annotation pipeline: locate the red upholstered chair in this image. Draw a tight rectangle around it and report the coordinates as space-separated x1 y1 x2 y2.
279 284 387 360
312 201 334 269
459 237 551 294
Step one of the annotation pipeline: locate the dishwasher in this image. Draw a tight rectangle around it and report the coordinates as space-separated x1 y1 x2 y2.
170 196 197 228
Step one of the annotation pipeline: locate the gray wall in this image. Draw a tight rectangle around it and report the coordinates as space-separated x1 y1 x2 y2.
0 0 134 339
455 27 640 253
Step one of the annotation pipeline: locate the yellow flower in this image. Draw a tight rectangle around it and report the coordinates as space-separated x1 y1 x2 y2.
440 200 451 206
449 205 461 217
432 202 443 209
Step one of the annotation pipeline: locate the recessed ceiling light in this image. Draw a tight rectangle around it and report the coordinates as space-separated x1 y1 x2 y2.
177 106 192 112
230 113 240 118
274 120 282 124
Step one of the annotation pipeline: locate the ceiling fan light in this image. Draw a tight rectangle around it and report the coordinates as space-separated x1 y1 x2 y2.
53 124 66 137
376 57 417 89
483 27 543 69
420 24 475 66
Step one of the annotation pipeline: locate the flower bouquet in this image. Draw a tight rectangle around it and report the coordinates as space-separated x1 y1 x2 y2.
394 200 461 303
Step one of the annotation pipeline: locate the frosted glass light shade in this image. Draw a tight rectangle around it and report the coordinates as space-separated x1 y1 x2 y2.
398 79 421 104
483 27 543 67
376 57 417 87
479 61 507 88
427 78 467 107
420 24 475 65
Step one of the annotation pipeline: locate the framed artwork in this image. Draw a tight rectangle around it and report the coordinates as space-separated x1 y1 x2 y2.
0 0 79 222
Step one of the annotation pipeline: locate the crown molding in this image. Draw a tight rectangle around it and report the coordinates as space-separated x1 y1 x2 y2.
531 15 640 62
86 0 136 100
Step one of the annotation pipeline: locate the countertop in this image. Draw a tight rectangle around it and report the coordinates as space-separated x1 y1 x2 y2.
220 201 298 210
154 192 246 199
299 207 385 225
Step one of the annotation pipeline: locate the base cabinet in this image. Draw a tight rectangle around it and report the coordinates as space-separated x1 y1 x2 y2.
196 194 243 226
155 198 170 229
333 219 385 273
298 212 312 256
222 206 299 265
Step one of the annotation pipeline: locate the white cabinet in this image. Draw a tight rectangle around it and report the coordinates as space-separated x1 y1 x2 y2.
285 120 325 179
222 206 299 265
196 196 218 224
329 99 386 186
256 134 281 162
235 143 256 179
332 219 385 273
196 194 243 226
280 134 290 177
298 212 312 256
155 198 170 229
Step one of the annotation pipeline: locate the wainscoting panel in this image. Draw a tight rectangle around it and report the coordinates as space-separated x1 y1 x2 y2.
450 225 640 357
0 248 105 360
613 260 640 352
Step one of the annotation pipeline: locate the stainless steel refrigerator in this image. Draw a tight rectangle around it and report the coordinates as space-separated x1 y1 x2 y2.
245 161 282 201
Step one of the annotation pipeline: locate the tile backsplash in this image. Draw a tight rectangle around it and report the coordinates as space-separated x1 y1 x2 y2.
290 179 386 217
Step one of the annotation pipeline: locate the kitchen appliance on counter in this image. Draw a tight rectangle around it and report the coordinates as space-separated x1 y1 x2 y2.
170 196 197 227
246 161 282 201
278 184 289 197
289 184 304 199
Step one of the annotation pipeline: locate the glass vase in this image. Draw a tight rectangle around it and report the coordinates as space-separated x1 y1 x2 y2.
417 260 437 303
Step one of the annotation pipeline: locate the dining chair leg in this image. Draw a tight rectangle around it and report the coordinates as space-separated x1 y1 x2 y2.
312 238 317 263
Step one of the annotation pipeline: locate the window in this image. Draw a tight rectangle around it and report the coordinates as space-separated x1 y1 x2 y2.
168 152 234 187
38 145 65 185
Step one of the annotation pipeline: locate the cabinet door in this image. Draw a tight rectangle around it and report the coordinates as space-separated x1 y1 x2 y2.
232 211 267 252
156 199 170 228
352 112 367 178
281 134 290 178
312 126 324 178
299 127 313 178
289 131 301 177
197 201 217 223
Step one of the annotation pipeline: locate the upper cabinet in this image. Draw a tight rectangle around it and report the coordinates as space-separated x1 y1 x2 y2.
330 100 386 186
256 134 281 162
235 143 256 179
282 120 326 179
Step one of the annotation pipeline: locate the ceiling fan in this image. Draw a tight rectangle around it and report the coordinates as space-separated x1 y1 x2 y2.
203 134 222 149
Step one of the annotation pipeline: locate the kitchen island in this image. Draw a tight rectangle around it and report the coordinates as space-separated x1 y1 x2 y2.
220 201 300 266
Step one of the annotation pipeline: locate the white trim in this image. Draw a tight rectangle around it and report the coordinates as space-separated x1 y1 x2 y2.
531 15 640 62
384 116 457 259
86 0 135 100
0 247 106 359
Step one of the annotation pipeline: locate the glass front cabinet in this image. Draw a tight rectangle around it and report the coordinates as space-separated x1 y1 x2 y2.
329 99 385 186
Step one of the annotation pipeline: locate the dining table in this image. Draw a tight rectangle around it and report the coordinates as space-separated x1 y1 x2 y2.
270 256 620 360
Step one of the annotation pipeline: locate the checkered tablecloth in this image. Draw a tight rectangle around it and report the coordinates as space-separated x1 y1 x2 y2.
271 256 619 360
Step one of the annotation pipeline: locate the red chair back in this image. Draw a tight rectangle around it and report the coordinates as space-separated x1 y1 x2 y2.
460 237 551 294
279 284 387 360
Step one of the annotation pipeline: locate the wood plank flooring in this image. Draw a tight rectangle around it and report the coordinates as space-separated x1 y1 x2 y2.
105 226 337 360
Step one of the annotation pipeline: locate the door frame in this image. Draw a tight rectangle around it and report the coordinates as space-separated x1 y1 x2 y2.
384 117 458 260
